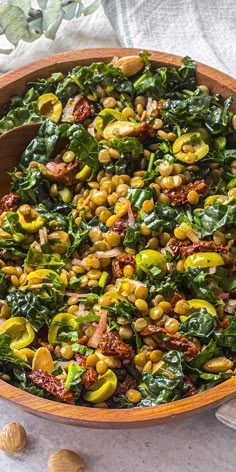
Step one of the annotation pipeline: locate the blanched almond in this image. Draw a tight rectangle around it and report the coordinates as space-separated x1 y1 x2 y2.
116 55 144 77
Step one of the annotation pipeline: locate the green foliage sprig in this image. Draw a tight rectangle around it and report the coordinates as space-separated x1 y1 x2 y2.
0 0 100 54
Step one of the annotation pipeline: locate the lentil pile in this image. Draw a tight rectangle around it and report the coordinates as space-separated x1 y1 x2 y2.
0 52 236 408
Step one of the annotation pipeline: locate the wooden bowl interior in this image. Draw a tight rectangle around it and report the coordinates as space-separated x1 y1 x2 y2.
0 48 236 428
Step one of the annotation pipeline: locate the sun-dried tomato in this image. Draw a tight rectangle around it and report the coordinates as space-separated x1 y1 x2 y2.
77 336 89 345
111 216 128 240
168 292 183 318
29 369 75 404
74 98 95 123
136 122 155 141
167 237 191 256
140 325 199 360
183 375 197 397
33 338 54 352
164 180 207 206
53 161 78 185
81 367 98 389
180 241 230 257
75 353 87 369
112 254 136 278
115 374 137 395
220 318 229 330
100 332 134 361
0 193 20 215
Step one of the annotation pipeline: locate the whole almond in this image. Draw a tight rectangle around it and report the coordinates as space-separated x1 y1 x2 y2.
0 422 27 453
48 449 84 472
116 55 144 77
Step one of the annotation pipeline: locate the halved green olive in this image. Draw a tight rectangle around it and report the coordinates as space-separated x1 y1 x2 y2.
173 132 209 163
37 93 62 123
184 252 224 270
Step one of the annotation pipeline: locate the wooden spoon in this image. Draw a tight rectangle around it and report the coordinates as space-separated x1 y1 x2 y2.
0 123 42 197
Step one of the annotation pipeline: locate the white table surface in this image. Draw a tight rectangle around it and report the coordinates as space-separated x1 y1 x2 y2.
0 398 235 472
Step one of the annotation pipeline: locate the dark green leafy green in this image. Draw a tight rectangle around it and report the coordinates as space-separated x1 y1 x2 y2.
103 137 143 155
64 124 99 171
180 309 218 338
25 247 64 269
138 351 184 406
64 363 85 390
194 200 236 237
6 291 55 331
127 188 154 208
189 339 218 369
0 335 30 369
143 202 178 232
215 314 236 352
20 120 60 168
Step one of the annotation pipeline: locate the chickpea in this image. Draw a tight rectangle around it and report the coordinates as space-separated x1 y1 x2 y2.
89 227 103 243
175 299 190 315
153 118 163 129
86 354 99 367
134 318 148 332
147 237 159 249
176 260 184 272
187 190 199 205
106 232 121 247
119 326 133 339
158 301 171 313
174 226 187 240
116 183 129 197
150 350 163 362
134 352 147 367
126 389 142 403
91 190 107 206
109 148 120 159
158 193 170 204
164 318 180 334
149 306 164 321
134 285 148 300
172 175 182 187
103 96 117 108
199 84 209 93
135 299 148 313
159 162 173 177
142 199 154 213
98 149 111 164
63 151 75 163
140 222 152 235
159 232 171 246
96 360 108 375
60 344 74 360
99 210 112 223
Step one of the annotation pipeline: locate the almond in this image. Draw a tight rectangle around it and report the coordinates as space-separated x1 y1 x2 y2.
48 449 84 472
116 55 144 77
0 422 27 453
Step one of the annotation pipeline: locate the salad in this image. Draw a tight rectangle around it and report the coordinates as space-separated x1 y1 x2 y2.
0 51 236 409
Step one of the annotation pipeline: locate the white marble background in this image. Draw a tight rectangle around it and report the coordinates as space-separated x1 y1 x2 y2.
0 398 235 472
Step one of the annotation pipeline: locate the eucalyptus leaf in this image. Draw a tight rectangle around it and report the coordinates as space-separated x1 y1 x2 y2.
42 0 64 39
83 0 101 15
0 5 28 46
8 0 31 14
37 0 48 8
62 0 77 20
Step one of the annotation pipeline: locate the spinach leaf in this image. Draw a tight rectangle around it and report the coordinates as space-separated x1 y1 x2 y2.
194 201 236 238
179 309 218 338
75 312 100 323
215 314 236 352
139 350 184 406
71 344 93 355
20 120 60 168
143 202 178 232
123 222 143 249
65 124 99 171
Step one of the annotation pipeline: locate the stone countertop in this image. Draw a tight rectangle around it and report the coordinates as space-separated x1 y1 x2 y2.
0 399 235 472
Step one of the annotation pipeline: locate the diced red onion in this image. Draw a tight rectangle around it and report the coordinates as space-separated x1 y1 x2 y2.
46 162 60 174
88 310 107 348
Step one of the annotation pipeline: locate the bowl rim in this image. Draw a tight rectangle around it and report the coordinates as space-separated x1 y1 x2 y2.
0 47 236 428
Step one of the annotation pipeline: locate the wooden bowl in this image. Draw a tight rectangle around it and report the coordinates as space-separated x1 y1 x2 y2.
0 48 236 429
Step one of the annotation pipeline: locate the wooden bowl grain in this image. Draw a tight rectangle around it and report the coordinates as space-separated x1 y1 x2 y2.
0 48 236 429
